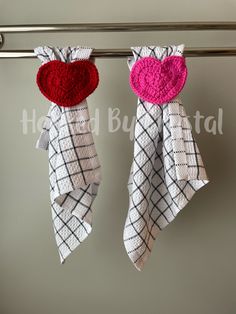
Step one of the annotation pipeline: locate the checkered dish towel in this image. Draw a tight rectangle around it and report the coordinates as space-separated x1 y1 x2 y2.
34 46 101 263
123 45 209 270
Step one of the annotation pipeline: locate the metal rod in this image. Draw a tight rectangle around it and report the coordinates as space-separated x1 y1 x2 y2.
0 34 4 48
1 48 236 59
1 22 236 33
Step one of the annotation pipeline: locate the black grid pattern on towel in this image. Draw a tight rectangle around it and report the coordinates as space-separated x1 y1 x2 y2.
35 46 101 263
124 46 208 270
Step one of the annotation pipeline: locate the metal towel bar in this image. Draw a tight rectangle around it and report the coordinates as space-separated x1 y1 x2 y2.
1 47 236 58
1 22 236 58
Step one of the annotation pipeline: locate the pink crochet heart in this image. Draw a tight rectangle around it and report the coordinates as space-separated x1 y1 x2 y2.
129 56 187 104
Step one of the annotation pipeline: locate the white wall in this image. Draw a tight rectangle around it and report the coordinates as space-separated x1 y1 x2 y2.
0 1 236 313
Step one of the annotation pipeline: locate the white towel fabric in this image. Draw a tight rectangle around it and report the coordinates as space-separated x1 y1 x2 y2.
123 45 209 271
34 46 101 263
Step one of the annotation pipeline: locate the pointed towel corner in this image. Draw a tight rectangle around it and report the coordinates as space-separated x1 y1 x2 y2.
124 44 209 271
34 46 101 263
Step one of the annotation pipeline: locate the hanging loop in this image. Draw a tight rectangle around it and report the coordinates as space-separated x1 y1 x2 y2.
0 34 4 49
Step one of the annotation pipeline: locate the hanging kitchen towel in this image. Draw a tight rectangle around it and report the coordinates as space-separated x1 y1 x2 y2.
34 46 101 263
123 45 209 271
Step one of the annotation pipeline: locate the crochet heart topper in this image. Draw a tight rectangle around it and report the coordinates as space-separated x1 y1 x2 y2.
36 59 99 107
129 56 187 104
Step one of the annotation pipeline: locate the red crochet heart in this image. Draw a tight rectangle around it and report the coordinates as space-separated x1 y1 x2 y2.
36 60 99 107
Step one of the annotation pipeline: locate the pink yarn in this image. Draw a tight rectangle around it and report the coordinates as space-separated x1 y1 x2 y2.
129 56 188 105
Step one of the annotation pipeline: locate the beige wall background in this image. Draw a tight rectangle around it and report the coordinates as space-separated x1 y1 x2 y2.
1 1 236 313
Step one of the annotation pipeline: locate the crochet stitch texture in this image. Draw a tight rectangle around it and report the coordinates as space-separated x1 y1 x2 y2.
129 56 187 104
37 59 99 107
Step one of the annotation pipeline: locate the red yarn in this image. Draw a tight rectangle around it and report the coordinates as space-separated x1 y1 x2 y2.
36 60 99 107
